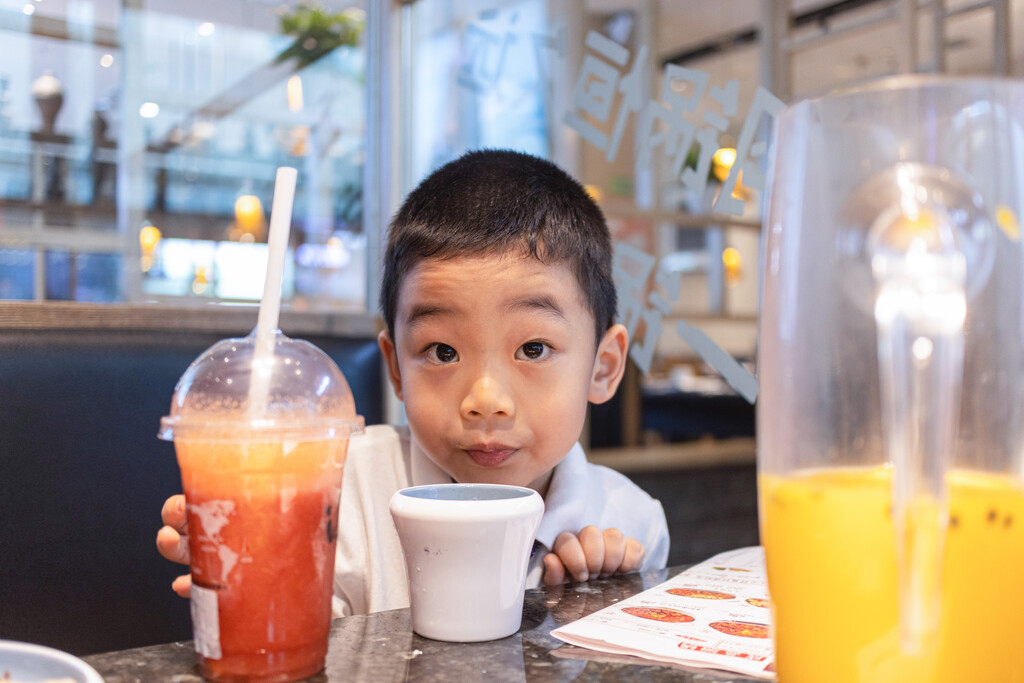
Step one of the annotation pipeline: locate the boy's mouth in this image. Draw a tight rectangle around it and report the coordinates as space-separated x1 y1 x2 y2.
464 445 517 467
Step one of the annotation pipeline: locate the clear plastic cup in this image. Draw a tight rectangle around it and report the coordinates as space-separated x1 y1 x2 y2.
159 328 364 683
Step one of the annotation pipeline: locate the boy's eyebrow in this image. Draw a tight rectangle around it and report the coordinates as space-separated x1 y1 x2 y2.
506 295 567 320
404 295 567 329
404 304 455 329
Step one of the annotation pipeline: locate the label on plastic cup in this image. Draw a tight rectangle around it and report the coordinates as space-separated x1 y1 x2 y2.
190 583 222 660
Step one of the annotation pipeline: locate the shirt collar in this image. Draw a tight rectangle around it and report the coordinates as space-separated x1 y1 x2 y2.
534 442 588 549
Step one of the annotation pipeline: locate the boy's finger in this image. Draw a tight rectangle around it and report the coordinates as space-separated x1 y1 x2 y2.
156 525 191 565
600 528 626 577
620 538 645 573
577 526 605 577
542 553 567 586
171 574 192 598
161 495 188 534
552 531 589 582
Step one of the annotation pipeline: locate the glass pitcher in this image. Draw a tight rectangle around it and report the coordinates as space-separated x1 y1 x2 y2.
759 75 1024 683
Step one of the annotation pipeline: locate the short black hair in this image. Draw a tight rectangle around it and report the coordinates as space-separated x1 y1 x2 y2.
380 149 617 344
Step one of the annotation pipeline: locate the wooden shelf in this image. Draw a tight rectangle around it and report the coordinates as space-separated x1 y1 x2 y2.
590 437 757 473
0 300 380 338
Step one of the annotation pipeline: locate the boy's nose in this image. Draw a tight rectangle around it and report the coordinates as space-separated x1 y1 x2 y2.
460 373 515 420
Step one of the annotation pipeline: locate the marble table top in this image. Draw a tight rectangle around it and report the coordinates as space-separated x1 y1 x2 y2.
84 566 762 682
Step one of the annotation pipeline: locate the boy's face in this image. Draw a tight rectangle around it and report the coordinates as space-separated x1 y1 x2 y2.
378 253 627 495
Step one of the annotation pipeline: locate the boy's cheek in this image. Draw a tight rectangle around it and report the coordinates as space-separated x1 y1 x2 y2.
401 393 441 430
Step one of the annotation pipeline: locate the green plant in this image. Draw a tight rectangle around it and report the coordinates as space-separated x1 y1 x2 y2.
276 2 365 69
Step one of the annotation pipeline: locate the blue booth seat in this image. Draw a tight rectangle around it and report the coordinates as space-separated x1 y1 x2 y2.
0 322 383 656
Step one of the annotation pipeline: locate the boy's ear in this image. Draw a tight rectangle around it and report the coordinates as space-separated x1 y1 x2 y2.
588 323 629 405
377 330 404 401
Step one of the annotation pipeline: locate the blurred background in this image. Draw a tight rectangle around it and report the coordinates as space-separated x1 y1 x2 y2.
1 0 1016 383
3 2 1015 322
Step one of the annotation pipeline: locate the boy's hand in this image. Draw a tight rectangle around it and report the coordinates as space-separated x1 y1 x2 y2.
541 526 645 585
156 494 193 598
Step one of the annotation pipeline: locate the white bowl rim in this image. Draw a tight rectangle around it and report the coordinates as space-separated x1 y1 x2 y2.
0 639 105 683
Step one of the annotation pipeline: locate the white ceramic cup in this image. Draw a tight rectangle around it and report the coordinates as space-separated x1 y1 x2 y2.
389 483 545 642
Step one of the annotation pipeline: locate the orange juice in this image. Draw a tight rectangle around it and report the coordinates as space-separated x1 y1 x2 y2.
761 467 1024 683
176 438 347 683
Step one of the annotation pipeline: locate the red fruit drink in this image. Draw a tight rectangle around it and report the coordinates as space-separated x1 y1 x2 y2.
160 329 363 683
176 438 347 682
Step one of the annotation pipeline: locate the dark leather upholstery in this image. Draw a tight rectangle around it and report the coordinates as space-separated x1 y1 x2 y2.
0 328 382 655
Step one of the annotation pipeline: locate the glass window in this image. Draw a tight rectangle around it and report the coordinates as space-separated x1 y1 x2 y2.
76 250 121 301
405 0 550 186
0 0 369 311
42 249 120 301
44 250 71 300
0 248 34 299
401 1 767 448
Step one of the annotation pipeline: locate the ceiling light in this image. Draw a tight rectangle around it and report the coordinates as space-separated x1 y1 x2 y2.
712 147 737 182
287 75 303 113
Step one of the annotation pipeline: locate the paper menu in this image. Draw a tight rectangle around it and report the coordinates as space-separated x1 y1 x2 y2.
550 546 775 679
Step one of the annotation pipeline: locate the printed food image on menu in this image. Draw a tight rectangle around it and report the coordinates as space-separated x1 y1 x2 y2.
550 546 775 679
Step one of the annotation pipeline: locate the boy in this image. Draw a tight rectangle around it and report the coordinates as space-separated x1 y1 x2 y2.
158 149 670 616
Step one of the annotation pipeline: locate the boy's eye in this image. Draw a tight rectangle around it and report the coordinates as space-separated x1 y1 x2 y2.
516 341 551 361
426 343 459 364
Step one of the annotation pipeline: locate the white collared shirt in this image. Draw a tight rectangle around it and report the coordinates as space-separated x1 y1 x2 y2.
332 424 670 617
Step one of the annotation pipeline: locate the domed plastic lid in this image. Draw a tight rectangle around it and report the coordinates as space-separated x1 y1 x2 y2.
159 329 365 442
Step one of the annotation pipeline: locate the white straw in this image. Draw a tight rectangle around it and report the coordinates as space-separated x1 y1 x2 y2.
249 166 298 417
